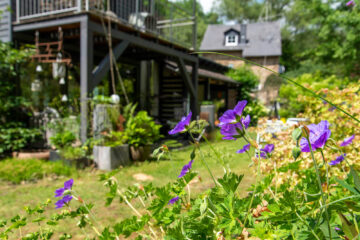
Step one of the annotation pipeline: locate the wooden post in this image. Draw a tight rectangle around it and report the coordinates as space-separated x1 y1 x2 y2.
191 60 199 119
80 17 93 143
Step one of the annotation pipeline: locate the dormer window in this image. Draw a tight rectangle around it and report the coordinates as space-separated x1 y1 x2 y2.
224 29 239 46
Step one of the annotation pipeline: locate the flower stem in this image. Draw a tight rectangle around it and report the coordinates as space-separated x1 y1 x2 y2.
320 150 329 191
189 133 218 187
295 211 321 240
306 137 332 240
202 135 227 172
242 151 261 230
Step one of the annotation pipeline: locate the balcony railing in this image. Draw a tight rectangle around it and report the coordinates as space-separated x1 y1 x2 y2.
15 0 197 49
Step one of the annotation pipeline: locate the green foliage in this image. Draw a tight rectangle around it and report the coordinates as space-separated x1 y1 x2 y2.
279 73 350 118
50 131 76 150
226 65 259 102
0 127 42 154
243 101 268 126
125 111 161 147
101 131 128 147
0 158 75 184
0 43 38 154
59 146 86 160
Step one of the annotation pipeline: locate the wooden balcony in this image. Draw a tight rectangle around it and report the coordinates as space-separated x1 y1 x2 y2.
14 0 196 49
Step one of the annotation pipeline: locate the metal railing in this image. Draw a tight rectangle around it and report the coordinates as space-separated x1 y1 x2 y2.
15 0 197 49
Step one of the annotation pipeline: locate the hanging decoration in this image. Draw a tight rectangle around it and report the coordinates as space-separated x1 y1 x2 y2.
32 27 72 65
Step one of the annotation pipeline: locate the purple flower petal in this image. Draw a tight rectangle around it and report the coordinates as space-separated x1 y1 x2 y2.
300 121 331 152
346 0 355 6
178 160 194 178
54 188 65 198
241 115 251 129
262 144 274 154
62 195 73 204
329 154 346 166
233 100 247 116
220 123 239 140
256 152 267 159
64 179 74 190
219 110 236 125
55 199 65 209
340 135 355 147
168 196 179 205
168 112 192 135
237 144 250 154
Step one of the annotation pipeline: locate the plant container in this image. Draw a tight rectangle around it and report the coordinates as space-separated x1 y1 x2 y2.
93 144 130 170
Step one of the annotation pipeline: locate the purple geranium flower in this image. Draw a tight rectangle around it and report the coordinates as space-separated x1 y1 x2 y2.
220 115 250 140
55 195 73 209
299 121 331 152
340 135 355 147
169 112 192 135
256 144 274 159
262 144 274 153
346 0 355 6
168 196 179 205
54 179 74 198
220 123 241 140
54 179 74 209
329 154 346 166
178 159 194 178
55 188 65 198
219 100 247 125
237 144 250 154
64 179 74 189
241 115 251 128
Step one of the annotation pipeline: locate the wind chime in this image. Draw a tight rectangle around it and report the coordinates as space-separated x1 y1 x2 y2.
31 27 72 102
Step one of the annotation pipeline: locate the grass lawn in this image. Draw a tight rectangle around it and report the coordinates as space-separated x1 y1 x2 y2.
0 138 255 239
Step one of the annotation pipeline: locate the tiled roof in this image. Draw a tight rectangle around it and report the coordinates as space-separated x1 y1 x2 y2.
200 21 282 57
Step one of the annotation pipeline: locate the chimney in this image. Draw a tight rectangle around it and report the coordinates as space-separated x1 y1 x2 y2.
240 24 247 44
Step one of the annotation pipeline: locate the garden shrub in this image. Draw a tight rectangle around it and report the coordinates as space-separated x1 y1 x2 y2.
0 158 75 184
279 72 351 118
2 98 360 239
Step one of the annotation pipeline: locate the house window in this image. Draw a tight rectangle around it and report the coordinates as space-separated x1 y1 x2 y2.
225 33 238 46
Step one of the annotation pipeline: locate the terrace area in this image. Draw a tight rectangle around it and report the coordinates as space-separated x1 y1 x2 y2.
14 0 197 49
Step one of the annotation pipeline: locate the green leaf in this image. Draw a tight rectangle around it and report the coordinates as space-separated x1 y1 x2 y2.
292 128 302 141
335 178 360 195
350 165 360 192
338 212 358 239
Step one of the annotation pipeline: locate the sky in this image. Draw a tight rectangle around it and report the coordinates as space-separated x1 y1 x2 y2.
198 0 216 13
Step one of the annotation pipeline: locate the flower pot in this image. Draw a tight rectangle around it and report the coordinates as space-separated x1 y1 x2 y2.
50 150 91 169
130 145 152 162
93 144 130 170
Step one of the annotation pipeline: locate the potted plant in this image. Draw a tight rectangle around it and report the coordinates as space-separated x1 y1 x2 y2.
125 111 161 161
93 131 130 170
49 130 76 161
49 131 90 168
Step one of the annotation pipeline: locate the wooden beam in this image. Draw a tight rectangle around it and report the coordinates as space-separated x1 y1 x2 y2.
13 15 86 32
90 40 129 91
176 57 196 98
89 21 197 63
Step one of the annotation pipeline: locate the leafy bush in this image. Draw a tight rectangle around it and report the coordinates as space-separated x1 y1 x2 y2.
279 72 351 118
125 111 161 147
50 131 76 150
0 158 75 184
100 131 128 147
0 127 42 154
226 64 259 102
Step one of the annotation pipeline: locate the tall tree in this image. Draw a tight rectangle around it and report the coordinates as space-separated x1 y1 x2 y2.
213 0 290 22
